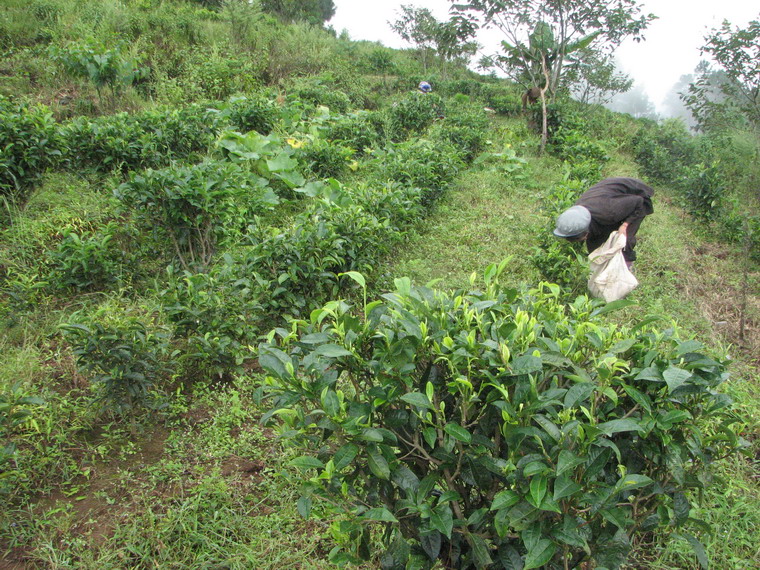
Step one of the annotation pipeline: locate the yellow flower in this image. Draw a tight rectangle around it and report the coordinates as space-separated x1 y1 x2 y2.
286 138 304 149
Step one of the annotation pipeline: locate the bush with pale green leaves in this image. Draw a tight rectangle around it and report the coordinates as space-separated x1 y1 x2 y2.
259 265 739 569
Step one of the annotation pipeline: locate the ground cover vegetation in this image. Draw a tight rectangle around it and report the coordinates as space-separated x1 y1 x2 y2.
0 1 758 568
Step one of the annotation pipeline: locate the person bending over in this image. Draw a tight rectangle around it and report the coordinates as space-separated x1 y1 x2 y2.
553 177 655 268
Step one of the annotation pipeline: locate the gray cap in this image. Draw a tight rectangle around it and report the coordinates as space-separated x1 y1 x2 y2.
553 205 591 238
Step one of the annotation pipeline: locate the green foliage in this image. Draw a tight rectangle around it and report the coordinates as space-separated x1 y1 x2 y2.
432 106 491 162
367 139 464 207
632 119 697 186
478 83 522 116
325 111 383 154
387 93 445 136
289 78 352 113
159 264 261 379
260 271 738 569
59 105 217 173
47 224 130 291
0 99 61 201
60 319 171 419
0 383 44 494
48 41 148 100
301 140 354 179
261 0 335 25
219 95 280 135
116 160 275 270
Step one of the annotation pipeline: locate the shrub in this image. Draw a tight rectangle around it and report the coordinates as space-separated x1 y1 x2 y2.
0 383 44 494
60 319 171 422
289 78 352 113
220 95 280 134
115 160 275 270
368 139 463 207
0 99 61 201
260 270 738 569
325 111 382 153
433 107 490 163
632 119 697 186
48 42 148 101
681 162 725 220
387 93 445 136
47 224 130 291
302 140 353 179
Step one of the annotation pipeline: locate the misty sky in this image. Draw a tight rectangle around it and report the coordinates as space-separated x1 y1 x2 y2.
328 0 758 113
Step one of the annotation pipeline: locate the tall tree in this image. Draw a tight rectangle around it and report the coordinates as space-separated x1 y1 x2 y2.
684 18 760 132
260 0 335 26
390 5 477 76
453 0 653 152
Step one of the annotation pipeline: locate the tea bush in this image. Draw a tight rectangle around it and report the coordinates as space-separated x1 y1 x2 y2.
289 78 352 114
0 99 61 201
115 160 275 270
260 270 738 569
59 105 217 173
47 224 130 292
632 119 697 187
387 93 445 137
220 95 280 134
0 383 44 495
325 111 383 154
60 319 171 420
432 107 490 162
302 140 353 179
367 139 464 207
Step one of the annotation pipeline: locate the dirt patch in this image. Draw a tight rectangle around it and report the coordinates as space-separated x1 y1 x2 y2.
685 241 760 365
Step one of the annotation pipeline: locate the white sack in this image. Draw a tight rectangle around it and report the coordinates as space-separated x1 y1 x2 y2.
587 231 638 302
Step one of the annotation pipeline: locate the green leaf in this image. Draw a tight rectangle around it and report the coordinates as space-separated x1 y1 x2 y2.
590 299 637 316
314 344 354 358
339 271 366 289
420 531 441 561
675 533 709 569
444 422 472 443
510 354 542 375
524 539 556 570
401 392 434 410
361 428 384 442
553 474 582 501
289 456 324 471
321 389 340 416
523 461 549 477
430 504 453 538
490 490 520 511
663 366 692 393
361 507 398 522
297 496 312 519
622 384 653 413
616 474 654 492
564 383 594 409
529 475 547 508
556 449 584 477
597 419 643 436
367 446 390 480
422 426 437 449
333 443 358 471
673 492 691 526
468 533 493 568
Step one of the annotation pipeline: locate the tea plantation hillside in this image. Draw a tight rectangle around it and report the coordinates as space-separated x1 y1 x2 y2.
1 1 758 568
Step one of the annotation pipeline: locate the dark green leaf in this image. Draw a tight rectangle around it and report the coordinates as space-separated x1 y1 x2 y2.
420 531 441 561
491 490 520 511
289 456 324 471
333 443 358 471
556 449 585 477
663 366 692 393
314 344 354 358
511 354 543 375
430 504 453 538
361 507 398 522
675 533 709 569
524 539 556 570
673 492 691 526
400 392 434 409
529 476 547 507
553 474 582 501
367 446 390 480
590 299 637 316
444 422 472 443
597 419 643 436
468 533 493 568
297 496 312 519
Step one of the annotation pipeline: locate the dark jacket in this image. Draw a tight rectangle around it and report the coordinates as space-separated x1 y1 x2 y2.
576 177 654 262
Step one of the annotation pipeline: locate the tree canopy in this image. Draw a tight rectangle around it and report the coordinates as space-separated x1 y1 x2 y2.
453 0 654 97
260 0 335 26
684 18 760 132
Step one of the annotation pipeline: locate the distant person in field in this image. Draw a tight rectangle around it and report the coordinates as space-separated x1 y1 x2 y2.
553 177 655 268
418 81 432 93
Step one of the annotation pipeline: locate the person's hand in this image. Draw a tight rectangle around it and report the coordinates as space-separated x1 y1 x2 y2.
618 222 629 237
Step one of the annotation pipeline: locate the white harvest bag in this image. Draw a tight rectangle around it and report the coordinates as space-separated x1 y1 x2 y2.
587 231 638 302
